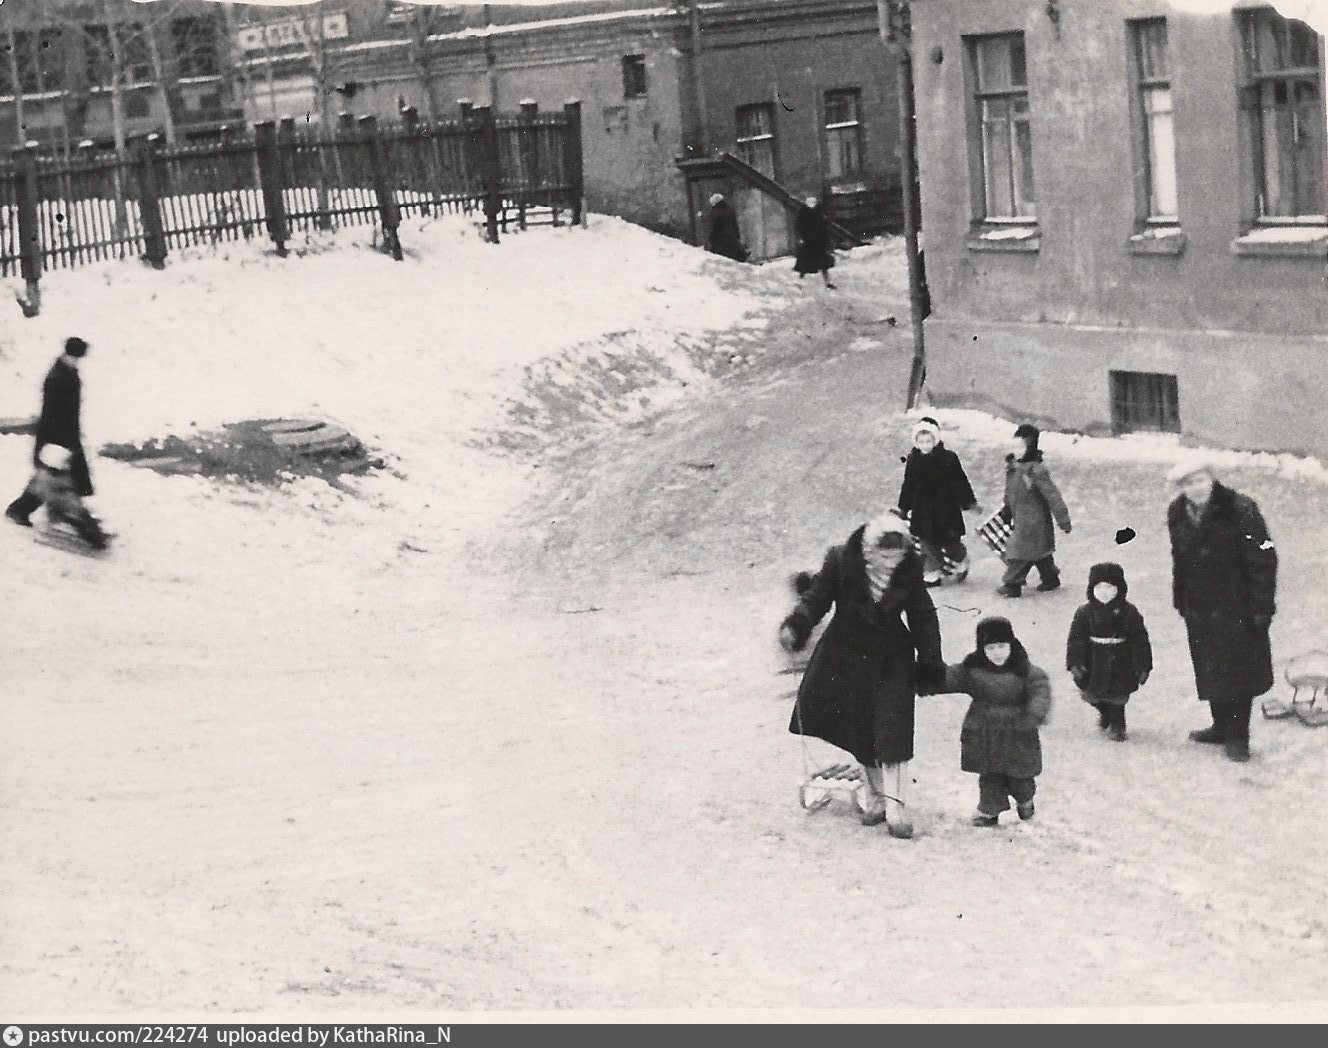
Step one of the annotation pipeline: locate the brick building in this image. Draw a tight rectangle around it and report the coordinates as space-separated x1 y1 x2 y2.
910 0 1328 458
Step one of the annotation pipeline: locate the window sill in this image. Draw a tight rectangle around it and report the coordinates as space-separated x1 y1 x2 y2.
967 225 1040 253
1128 227 1186 256
1230 227 1328 258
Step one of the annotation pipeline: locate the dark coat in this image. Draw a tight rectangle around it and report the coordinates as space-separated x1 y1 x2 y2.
34 357 92 497
1003 454 1070 562
897 443 977 545
1168 482 1277 703
1066 591 1153 704
793 203 834 274
705 200 747 262
943 644 1052 778
784 527 943 766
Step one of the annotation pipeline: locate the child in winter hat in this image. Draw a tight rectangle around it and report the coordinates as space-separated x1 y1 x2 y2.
1065 563 1153 741
930 616 1052 826
896 416 979 587
997 423 1072 598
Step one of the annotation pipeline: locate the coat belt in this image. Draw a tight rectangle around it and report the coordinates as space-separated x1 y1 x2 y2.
1090 636 1126 645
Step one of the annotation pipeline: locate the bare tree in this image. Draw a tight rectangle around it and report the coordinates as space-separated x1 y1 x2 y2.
407 5 443 124
3 20 28 146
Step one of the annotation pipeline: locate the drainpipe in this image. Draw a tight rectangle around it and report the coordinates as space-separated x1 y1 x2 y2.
689 0 710 153
879 0 927 411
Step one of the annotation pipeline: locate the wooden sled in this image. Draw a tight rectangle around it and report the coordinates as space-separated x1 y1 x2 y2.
1262 651 1328 727
799 763 870 813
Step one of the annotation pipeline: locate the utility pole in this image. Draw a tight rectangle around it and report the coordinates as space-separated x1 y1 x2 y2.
879 0 927 411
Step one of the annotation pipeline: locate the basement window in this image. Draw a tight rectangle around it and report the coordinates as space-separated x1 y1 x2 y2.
622 54 647 100
1110 370 1181 435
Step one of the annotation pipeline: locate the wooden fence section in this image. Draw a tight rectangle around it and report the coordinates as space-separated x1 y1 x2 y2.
0 102 584 311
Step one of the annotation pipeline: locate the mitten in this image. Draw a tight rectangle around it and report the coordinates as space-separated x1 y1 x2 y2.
789 570 817 598
1136 670 1150 689
1070 666 1087 688
1060 520 1073 535
779 616 810 654
915 661 947 695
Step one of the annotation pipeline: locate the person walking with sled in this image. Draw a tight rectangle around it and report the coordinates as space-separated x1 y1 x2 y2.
792 195 835 289
6 337 96 530
704 193 748 263
779 511 945 838
936 617 1052 826
896 416 979 586
1167 459 1277 763
997 423 1071 598
1066 562 1153 742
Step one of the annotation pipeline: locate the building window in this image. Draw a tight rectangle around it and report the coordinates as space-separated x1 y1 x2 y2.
735 103 776 178
970 33 1036 220
172 16 221 79
622 54 647 99
1239 8 1325 221
823 89 864 180
1110 371 1181 435
1130 19 1178 222
4 29 66 94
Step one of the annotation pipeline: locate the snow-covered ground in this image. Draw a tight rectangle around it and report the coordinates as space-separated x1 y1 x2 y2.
3 215 1328 1021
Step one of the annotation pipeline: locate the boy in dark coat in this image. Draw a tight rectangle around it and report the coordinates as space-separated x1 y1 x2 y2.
1167 459 1277 763
1066 562 1153 741
6 337 94 528
780 511 945 839
792 195 835 289
937 617 1052 826
997 423 1072 598
897 416 978 586
704 193 748 262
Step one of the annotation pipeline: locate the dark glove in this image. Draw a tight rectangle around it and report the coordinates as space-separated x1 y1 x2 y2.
789 571 817 598
1137 670 1150 688
779 616 810 654
1060 521 1073 535
915 661 947 695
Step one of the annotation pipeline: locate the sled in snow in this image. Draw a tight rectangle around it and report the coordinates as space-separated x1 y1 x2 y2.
976 504 1014 561
34 519 112 558
799 763 870 812
1262 651 1328 727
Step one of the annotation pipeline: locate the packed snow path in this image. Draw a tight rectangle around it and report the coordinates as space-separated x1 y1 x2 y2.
2 220 1326 1017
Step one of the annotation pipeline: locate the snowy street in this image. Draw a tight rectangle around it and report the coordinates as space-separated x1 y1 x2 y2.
3 216 1328 1019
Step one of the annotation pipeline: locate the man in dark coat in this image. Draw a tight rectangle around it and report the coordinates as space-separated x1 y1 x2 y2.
6 336 93 528
792 195 835 288
779 511 945 838
897 416 978 585
1167 459 1277 763
704 193 748 262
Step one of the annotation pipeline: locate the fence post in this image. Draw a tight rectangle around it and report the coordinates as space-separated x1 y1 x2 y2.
518 99 538 230
457 100 475 211
562 99 585 227
136 133 168 269
13 143 42 317
359 115 403 262
255 120 289 258
473 104 501 243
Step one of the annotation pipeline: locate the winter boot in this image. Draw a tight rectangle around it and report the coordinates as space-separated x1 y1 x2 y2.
1108 724 1128 742
1095 705 1111 731
882 762 913 840
972 811 1000 827
1224 737 1251 763
997 584 1022 599
1036 576 1062 592
1189 706 1226 745
1016 800 1036 821
5 504 32 527
859 764 890 826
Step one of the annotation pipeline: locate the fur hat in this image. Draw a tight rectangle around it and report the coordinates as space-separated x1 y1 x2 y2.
1013 423 1040 448
863 509 912 550
709 192 725 206
1087 562 1127 601
38 443 72 471
975 616 1017 648
912 416 941 447
1166 455 1217 485
64 336 88 358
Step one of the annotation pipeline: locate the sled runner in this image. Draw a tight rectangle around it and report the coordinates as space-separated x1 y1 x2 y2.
1262 651 1328 727
976 504 1014 561
34 518 111 558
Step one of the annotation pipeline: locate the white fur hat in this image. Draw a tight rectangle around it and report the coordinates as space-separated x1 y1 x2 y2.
1166 454 1218 485
709 192 724 206
863 509 912 549
38 444 72 471
912 416 941 446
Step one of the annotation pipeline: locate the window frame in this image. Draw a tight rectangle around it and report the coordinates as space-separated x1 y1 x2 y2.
1109 370 1181 436
822 87 865 183
965 32 1037 225
172 15 222 81
1127 18 1180 226
621 53 647 100
1237 7 1328 227
735 102 777 178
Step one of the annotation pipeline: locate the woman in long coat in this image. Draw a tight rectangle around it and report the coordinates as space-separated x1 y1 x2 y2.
1167 460 1277 762
792 195 835 288
779 512 944 838
705 193 747 262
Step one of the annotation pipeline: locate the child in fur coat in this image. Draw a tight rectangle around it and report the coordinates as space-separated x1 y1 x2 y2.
1066 562 1153 741
896 416 979 586
938 616 1052 826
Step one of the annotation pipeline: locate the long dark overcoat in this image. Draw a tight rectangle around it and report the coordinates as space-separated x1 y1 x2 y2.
785 527 942 766
793 203 834 274
1168 482 1277 704
897 442 977 546
943 650 1052 778
1003 455 1070 562
33 357 92 497
705 200 747 262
